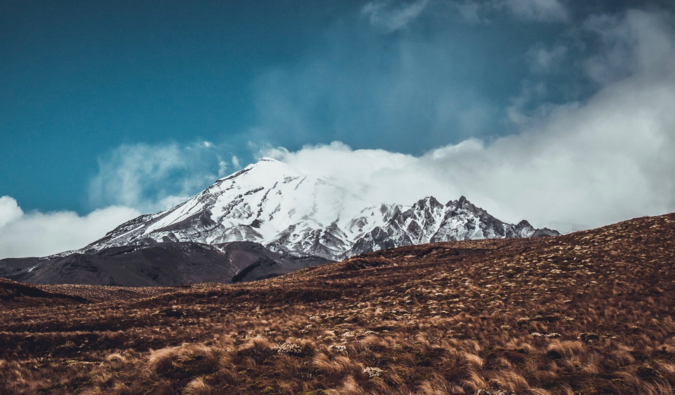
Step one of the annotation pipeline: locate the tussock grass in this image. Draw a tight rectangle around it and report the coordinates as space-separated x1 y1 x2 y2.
1 213 675 393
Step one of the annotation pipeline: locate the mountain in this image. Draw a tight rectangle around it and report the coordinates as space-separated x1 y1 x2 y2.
0 158 556 286
0 242 329 287
82 157 558 261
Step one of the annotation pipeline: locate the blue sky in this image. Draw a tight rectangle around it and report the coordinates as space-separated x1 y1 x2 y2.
0 0 630 212
1 0 356 212
1 0 675 257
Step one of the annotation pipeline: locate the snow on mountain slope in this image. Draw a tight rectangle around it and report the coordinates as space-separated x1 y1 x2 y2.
84 158 558 260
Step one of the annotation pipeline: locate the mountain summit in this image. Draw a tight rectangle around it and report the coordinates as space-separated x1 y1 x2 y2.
84 158 558 260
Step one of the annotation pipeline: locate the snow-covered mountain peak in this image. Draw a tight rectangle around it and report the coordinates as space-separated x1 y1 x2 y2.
84 160 559 260
217 156 301 183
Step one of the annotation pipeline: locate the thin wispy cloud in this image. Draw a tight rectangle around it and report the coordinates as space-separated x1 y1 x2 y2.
527 44 568 73
449 2 486 24
497 0 567 22
88 141 241 213
248 18 507 153
582 10 675 86
446 0 567 24
361 0 431 33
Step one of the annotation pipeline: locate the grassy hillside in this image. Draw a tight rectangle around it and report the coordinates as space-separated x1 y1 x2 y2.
1 213 674 394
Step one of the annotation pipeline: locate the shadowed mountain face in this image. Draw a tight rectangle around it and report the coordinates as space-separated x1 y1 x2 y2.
0 242 329 286
81 158 558 261
0 213 673 393
0 278 87 307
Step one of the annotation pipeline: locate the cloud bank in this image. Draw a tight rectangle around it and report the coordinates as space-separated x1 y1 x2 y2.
262 10 675 233
265 68 675 232
0 196 139 259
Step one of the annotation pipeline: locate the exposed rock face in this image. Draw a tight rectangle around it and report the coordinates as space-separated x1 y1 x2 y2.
82 158 558 261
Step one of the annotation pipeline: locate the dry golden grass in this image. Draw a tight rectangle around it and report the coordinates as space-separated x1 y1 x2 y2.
1 213 675 394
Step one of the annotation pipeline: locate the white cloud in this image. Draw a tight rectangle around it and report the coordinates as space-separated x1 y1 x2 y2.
527 44 568 73
0 196 139 259
361 0 431 33
262 10 675 233
447 0 567 24
506 81 552 126
0 196 23 228
217 157 229 177
88 141 223 213
496 0 567 22
582 10 675 86
450 2 486 24
265 73 675 232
